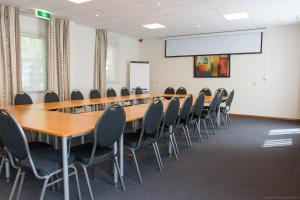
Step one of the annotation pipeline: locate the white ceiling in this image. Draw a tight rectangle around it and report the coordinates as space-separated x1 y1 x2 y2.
3 0 300 38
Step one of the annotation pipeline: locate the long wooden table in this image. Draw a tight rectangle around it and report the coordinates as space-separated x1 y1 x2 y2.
2 93 218 200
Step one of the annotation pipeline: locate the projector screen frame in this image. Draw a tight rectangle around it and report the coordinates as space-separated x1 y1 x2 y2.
164 32 263 58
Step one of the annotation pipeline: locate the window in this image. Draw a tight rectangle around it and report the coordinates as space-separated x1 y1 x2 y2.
106 32 120 83
20 15 47 92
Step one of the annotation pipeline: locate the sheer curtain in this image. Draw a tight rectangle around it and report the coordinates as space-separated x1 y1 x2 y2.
0 4 20 106
47 17 70 101
94 29 107 96
106 32 120 83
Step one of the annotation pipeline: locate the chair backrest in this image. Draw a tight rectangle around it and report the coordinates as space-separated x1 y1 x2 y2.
216 90 225 108
143 99 163 138
0 110 29 161
71 90 84 100
14 92 33 105
180 94 193 123
135 86 143 95
209 90 221 113
164 87 175 95
107 87 117 97
89 89 101 99
226 90 235 107
120 87 130 96
215 88 228 97
44 91 60 103
94 104 126 147
164 96 180 127
200 87 212 96
193 93 205 117
176 87 187 95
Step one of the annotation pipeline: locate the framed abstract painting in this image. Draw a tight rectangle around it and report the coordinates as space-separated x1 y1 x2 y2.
194 55 230 78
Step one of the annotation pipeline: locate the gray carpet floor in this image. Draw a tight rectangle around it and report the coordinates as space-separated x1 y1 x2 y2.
1 116 300 200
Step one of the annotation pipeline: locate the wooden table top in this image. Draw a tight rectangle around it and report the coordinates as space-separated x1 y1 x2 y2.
4 106 97 137
2 93 223 137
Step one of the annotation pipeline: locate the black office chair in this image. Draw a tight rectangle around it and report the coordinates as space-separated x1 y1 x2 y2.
164 87 175 100
221 90 234 127
14 92 33 105
176 94 193 148
159 96 180 160
176 87 187 95
107 87 117 97
44 91 60 103
120 87 132 106
89 89 101 99
135 86 143 95
190 93 209 140
71 104 126 199
200 87 212 96
201 90 223 135
135 86 144 104
215 88 228 97
0 109 81 200
89 89 102 111
124 99 164 183
120 87 130 96
70 89 86 113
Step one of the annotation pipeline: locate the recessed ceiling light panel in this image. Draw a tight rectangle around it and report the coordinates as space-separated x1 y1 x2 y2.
142 23 166 29
223 12 249 20
68 0 92 4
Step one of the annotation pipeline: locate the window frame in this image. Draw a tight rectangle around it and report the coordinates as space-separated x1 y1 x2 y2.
20 24 48 93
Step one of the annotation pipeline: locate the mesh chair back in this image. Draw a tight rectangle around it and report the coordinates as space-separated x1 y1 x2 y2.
135 86 143 95
180 94 193 123
200 87 212 96
121 87 130 96
215 88 228 97
71 90 84 100
176 87 187 95
89 89 101 99
44 91 60 103
14 92 33 105
0 110 28 161
226 90 234 107
143 99 163 137
164 97 180 127
94 104 126 147
194 93 205 117
107 87 117 97
164 87 175 95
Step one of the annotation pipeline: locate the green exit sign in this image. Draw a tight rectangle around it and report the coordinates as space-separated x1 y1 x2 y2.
35 9 51 20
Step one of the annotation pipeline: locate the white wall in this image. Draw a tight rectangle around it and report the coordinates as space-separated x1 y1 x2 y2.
106 36 140 95
140 25 300 119
69 22 95 98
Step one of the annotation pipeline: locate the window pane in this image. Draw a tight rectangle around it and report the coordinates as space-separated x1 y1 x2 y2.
21 35 46 92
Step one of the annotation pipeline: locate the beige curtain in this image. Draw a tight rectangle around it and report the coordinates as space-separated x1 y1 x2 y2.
47 17 70 101
0 5 20 106
94 29 107 96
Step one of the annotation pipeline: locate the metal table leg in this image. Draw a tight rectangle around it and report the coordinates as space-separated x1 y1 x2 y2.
62 137 69 200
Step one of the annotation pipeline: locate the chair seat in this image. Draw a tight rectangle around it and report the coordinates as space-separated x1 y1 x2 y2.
28 142 53 152
124 129 152 149
71 143 114 165
20 149 75 176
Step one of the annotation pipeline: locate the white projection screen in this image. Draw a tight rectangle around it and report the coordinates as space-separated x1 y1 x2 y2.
165 30 263 57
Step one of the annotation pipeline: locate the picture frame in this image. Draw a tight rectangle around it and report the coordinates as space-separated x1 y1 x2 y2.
194 54 230 78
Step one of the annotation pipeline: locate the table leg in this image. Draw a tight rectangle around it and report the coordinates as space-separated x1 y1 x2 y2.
62 137 69 200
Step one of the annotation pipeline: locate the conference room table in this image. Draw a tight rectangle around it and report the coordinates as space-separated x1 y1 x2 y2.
2 93 216 200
